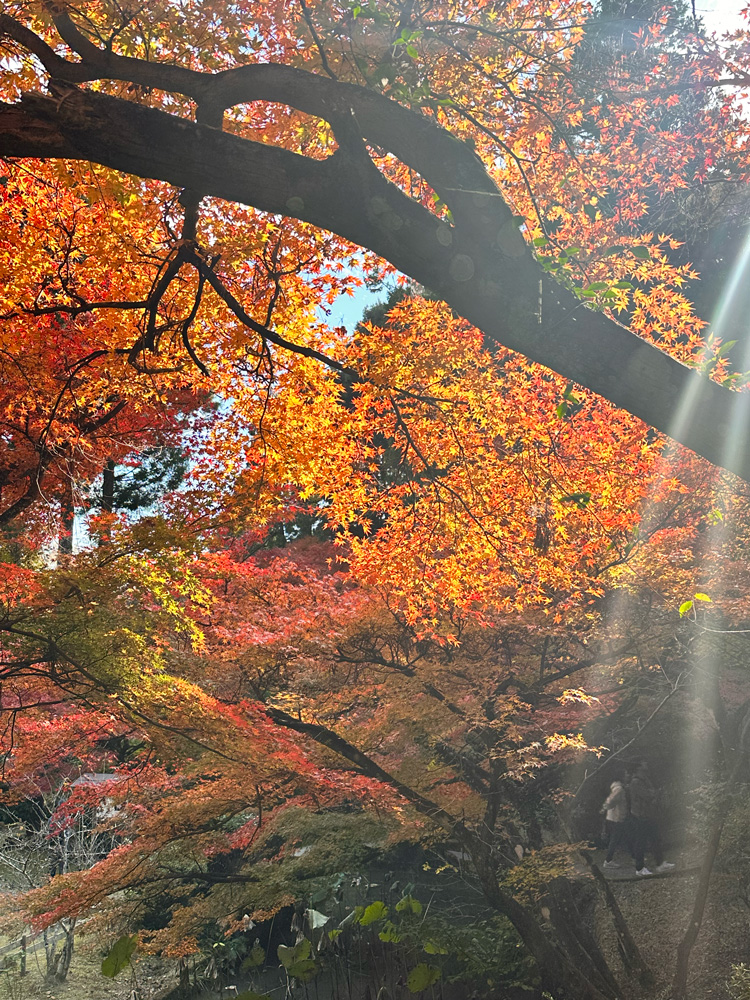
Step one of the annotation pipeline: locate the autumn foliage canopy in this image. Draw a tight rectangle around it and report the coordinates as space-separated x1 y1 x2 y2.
2 2 750 998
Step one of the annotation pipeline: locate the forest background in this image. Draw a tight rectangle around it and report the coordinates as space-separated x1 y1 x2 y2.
3 1 750 999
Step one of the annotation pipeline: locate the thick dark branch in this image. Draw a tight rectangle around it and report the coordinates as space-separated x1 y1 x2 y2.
2 82 750 482
187 253 356 375
0 452 54 526
266 706 465 836
0 17 513 226
0 14 84 80
335 644 468 719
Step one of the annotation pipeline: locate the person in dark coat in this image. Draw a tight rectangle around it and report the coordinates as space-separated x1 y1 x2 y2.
628 762 675 876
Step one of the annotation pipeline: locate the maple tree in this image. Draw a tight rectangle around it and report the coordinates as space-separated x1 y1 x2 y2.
2 2 750 1000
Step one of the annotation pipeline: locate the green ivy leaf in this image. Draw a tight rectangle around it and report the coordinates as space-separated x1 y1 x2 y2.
679 600 694 618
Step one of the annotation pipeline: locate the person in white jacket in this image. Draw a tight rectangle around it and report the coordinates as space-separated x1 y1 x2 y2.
600 776 630 869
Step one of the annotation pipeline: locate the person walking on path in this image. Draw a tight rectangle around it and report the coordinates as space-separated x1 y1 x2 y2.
601 775 630 869
628 762 675 876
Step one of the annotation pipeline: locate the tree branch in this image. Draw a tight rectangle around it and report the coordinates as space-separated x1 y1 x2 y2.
1 67 750 482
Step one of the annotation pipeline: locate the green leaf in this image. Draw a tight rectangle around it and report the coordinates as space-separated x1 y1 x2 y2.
406 44 419 57
378 920 403 943
407 963 442 993
359 900 388 925
533 236 549 247
631 246 651 259
101 934 137 979
288 959 318 981
278 940 319 981
338 908 361 929
717 340 737 357
694 593 712 602
585 282 608 291
612 281 633 289
395 894 423 915
679 600 694 618
424 941 449 954
241 942 266 970
328 928 343 941
278 939 311 971
559 492 591 509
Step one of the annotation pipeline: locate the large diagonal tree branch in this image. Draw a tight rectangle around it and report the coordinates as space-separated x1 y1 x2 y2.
1 65 749 481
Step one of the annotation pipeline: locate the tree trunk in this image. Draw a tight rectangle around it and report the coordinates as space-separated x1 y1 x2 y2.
542 878 621 999
102 458 116 513
471 850 618 1000
581 853 654 987
98 458 116 546
58 475 74 555
54 918 76 982
672 751 747 999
